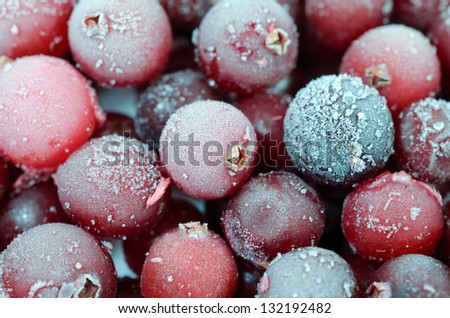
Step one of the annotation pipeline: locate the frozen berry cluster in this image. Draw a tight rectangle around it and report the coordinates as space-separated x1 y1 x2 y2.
0 0 450 299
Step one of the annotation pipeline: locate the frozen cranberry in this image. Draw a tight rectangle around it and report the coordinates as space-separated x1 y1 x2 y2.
395 98 450 184
160 0 213 32
235 258 264 298
165 37 198 73
368 254 450 298
135 70 218 148
0 181 66 250
305 0 392 52
0 157 8 201
0 223 117 298
68 0 172 87
93 112 137 139
160 100 257 200
194 0 299 95
222 171 325 266
141 222 238 298
393 0 449 31
0 55 104 172
0 0 74 58
342 171 444 262
57 135 170 238
117 278 142 298
340 24 441 117
236 93 292 171
277 0 301 19
257 247 358 298
284 74 394 186
124 200 205 275
430 8 450 77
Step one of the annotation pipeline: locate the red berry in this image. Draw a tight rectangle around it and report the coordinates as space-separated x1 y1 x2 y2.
395 98 450 184
0 0 74 58
0 181 66 251
430 7 450 78
165 37 198 73
0 223 117 298
222 171 325 266
257 247 358 298
160 0 213 32
305 0 392 51
57 135 170 237
194 0 299 95
393 0 449 31
93 112 137 139
140 222 238 298
160 100 257 200
367 254 450 298
342 171 444 262
0 55 104 172
135 70 218 148
340 24 441 117
68 0 172 87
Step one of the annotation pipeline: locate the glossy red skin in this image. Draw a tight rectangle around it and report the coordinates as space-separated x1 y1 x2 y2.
430 8 450 77
236 93 292 172
342 171 444 262
0 157 8 201
165 37 198 73
141 224 238 298
394 0 449 31
0 181 66 251
340 24 441 117
305 0 391 52
222 171 325 266
0 0 74 58
124 200 205 275
0 223 117 298
93 112 137 139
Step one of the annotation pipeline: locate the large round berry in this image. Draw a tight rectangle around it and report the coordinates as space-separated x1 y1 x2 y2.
284 74 394 186
340 24 441 116
160 100 257 200
194 0 299 95
68 0 172 87
141 222 238 298
368 254 450 298
57 135 170 237
257 247 358 298
135 70 217 148
305 0 392 51
430 7 450 77
0 0 74 58
395 98 450 184
0 55 103 172
222 171 325 266
393 0 449 31
342 171 444 262
0 223 117 298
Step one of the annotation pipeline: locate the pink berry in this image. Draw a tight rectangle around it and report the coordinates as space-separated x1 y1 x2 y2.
68 0 172 87
342 171 444 262
367 254 450 298
222 171 325 266
393 0 449 31
430 7 450 78
257 247 358 298
395 98 450 184
194 0 299 95
340 24 441 117
0 223 117 298
0 55 104 172
140 222 238 298
0 0 75 58
305 0 392 51
160 100 257 200
57 135 170 237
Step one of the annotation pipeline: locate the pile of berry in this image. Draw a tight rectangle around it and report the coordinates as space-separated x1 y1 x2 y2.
0 0 450 298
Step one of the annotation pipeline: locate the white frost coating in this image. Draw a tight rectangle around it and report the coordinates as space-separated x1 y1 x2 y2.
150 257 163 264
410 207 421 221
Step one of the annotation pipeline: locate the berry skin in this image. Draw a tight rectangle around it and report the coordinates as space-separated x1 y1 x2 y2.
57 135 170 237
305 0 392 51
284 74 394 186
340 24 441 117
68 0 172 87
395 98 450 184
0 0 75 58
160 0 213 32
194 0 299 95
222 171 325 266
393 0 449 31
0 181 66 251
0 223 117 298
160 100 257 200
342 171 444 262
140 222 238 298
257 247 358 298
430 7 450 78
93 112 137 139
135 70 218 148
368 254 450 298
0 55 104 172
